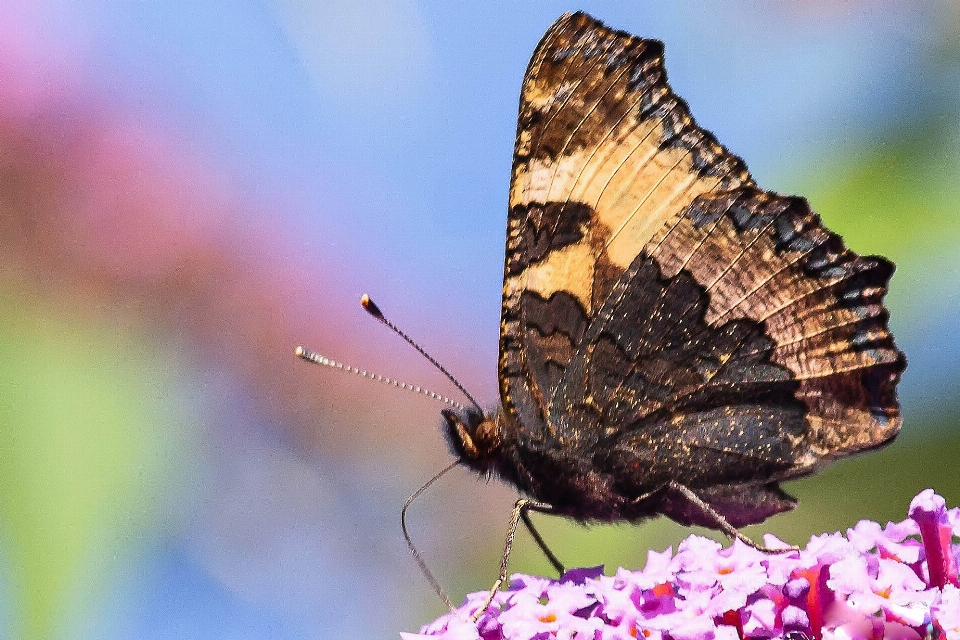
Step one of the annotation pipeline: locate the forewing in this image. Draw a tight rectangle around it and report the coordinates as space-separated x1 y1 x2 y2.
499 12 752 440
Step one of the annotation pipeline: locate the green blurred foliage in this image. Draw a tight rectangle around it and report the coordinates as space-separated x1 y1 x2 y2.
793 120 960 322
810 125 960 255
0 285 196 640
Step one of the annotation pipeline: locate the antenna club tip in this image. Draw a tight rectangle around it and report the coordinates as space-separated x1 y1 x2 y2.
295 346 313 361
360 294 384 320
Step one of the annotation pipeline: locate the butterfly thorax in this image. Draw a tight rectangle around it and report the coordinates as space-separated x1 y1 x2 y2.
442 407 570 507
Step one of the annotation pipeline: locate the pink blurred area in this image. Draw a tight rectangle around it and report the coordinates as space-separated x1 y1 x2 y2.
0 19 413 458
0 6 494 639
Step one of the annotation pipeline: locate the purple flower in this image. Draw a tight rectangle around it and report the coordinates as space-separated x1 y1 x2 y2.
909 489 960 590
404 490 960 640
931 584 960 637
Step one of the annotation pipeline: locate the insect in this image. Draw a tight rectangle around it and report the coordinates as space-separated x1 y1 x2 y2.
299 11 905 616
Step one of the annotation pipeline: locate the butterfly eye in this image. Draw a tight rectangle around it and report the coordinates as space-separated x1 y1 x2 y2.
473 416 503 454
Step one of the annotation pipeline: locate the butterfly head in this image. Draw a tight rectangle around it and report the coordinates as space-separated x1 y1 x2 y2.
442 407 503 469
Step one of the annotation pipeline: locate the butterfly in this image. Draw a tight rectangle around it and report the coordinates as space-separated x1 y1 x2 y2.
298 10 906 616
437 10 905 604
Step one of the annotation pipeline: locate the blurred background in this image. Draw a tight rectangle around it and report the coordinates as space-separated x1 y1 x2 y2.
1 1 958 638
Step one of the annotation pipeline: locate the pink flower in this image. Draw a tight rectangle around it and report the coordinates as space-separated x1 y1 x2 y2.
910 489 960 589
931 584 960 639
406 490 960 640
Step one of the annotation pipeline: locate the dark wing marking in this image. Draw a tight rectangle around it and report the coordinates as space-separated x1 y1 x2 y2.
547 187 903 526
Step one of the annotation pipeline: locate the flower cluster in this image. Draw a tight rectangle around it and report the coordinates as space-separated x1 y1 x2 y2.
402 490 960 640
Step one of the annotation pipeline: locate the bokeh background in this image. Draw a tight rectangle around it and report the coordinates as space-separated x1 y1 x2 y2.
1 1 958 638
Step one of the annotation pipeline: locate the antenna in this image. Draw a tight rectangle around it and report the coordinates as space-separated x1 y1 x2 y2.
295 295 489 613
294 346 466 412
359 294 483 413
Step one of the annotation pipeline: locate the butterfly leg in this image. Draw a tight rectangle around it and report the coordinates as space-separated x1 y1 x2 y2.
521 510 565 576
472 498 554 621
667 481 798 553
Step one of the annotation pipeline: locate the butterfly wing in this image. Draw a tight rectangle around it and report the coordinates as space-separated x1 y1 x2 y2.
499 13 904 526
500 12 752 441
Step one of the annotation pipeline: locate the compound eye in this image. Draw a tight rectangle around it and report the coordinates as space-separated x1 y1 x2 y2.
473 417 502 453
